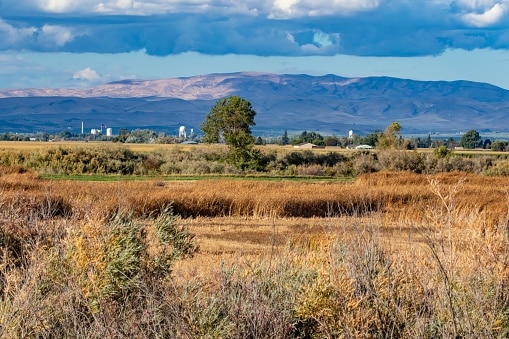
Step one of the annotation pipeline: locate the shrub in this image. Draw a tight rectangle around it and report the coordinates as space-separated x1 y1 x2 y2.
378 150 426 173
70 206 198 313
352 152 379 175
297 164 328 176
434 145 450 159
484 160 509 176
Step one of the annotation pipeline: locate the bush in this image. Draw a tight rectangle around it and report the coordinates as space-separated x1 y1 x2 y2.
352 152 379 175
434 145 450 159
378 150 426 173
297 164 328 176
70 206 198 313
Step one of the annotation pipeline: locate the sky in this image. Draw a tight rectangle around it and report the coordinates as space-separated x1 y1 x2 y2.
1 0 509 89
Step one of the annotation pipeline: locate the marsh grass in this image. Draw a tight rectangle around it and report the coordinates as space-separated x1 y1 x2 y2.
0 166 509 337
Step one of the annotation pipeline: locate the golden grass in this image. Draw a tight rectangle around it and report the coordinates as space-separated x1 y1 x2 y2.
0 140 229 152
2 166 509 336
3 168 509 224
2 167 507 259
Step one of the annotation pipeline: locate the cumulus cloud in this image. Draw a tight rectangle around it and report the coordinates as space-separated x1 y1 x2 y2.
0 19 37 47
270 0 381 18
461 3 506 26
0 18 76 50
0 0 508 57
39 0 77 13
73 67 100 81
454 0 502 10
39 25 74 46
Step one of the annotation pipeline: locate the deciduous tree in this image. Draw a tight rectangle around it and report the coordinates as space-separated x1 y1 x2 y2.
201 96 259 169
376 121 402 150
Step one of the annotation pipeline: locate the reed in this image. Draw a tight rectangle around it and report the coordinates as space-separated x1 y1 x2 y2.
1 166 509 337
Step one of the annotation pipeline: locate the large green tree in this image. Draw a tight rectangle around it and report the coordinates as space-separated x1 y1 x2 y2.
201 96 259 169
459 130 481 149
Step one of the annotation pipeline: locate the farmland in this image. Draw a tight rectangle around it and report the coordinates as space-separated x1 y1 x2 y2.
0 142 509 337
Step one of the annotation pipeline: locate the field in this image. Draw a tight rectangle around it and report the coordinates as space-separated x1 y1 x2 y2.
1 143 509 337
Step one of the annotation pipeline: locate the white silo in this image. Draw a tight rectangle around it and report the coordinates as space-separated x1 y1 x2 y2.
179 126 186 138
106 128 113 136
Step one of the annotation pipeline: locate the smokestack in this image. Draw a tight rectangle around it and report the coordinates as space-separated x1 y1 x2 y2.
81 121 84 134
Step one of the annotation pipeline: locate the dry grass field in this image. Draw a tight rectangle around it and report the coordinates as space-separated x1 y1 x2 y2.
0 140 220 153
1 157 509 336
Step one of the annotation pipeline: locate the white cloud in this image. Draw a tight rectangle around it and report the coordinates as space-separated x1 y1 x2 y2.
40 25 74 46
286 33 296 43
38 0 80 13
26 0 382 17
313 32 333 47
270 0 381 18
73 67 100 81
115 0 134 9
454 0 501 10
35 0 140 14
0 18 73 48
0 19 36 46
461 2 506 26
82 1 261 19
285 30 341 55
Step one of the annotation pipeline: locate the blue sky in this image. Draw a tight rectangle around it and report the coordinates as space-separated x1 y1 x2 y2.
1 0 509 89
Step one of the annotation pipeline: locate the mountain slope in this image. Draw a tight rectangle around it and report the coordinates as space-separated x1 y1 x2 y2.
1 72 508 134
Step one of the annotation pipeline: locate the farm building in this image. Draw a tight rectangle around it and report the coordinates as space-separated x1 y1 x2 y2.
293 143 317 149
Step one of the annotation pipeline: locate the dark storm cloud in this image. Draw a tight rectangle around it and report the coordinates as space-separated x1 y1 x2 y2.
1 0 508 57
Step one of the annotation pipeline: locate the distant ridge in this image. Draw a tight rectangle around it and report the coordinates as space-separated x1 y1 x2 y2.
1 72 509 134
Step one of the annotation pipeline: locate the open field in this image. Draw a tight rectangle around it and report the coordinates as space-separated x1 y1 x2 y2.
0 140 349 157
1 140 507 154
1 161 509 337
0 140 221 153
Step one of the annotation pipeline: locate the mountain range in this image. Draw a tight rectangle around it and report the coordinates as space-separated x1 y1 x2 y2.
1 72 509 136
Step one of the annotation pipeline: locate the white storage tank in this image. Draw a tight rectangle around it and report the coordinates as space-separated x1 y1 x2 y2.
106 128 113 136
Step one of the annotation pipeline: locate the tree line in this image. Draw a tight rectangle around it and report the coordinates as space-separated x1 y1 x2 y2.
3 96 508 170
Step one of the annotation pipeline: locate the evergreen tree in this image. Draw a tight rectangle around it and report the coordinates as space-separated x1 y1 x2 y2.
459 130 481 149
281 130 289 145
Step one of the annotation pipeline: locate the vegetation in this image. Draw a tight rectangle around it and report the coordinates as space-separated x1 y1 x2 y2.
2 142 509 180
433 145 450 159
3 89 509 335
291 131 325 146
376 121 402 150
460 129 481 149
3 119 502 156
0 165 508 337
1 121 509 337
201 96 259 169
280 129 289 145
491 140 508 151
